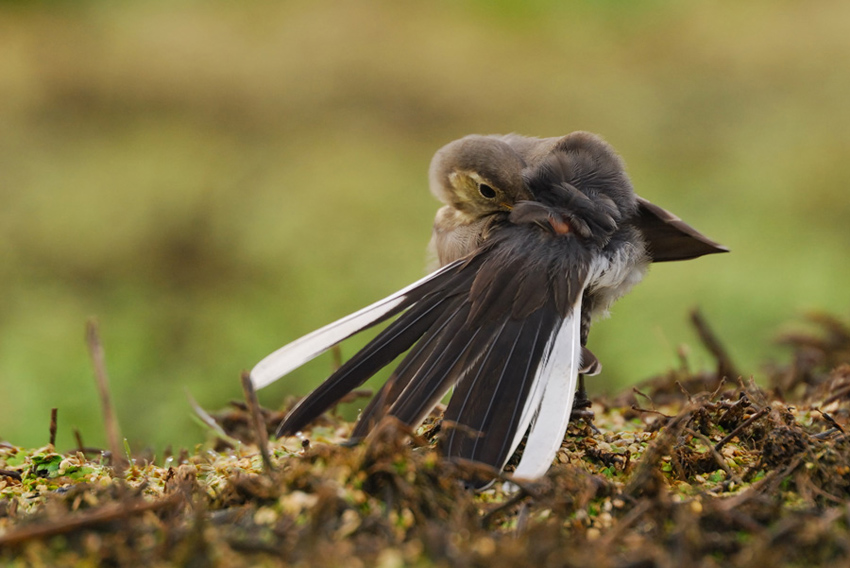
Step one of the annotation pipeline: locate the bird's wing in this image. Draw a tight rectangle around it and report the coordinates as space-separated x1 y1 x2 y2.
250 259 466 390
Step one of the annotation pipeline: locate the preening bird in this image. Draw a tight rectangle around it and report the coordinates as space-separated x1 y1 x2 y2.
250 132 727 482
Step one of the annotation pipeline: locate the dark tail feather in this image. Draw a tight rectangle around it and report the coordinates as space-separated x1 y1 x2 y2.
349 298 471 439
440 307 559 472
386 303 485 426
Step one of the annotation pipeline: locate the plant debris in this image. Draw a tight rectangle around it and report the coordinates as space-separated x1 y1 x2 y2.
4 313 850 566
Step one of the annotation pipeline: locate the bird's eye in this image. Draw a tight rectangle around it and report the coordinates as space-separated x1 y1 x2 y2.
478 183 497 199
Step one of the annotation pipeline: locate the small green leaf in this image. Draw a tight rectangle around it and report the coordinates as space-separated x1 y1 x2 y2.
31 453 63 478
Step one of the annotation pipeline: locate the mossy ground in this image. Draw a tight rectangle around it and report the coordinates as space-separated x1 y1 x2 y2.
3 313 850 567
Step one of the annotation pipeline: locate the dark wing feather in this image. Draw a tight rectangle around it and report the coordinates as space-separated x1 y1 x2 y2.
511 263 549 319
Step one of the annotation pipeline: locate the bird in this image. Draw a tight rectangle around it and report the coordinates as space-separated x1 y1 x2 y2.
250 132 727 483
425 133 727 413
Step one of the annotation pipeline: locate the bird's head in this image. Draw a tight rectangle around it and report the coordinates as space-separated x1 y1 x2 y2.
429 135 532 220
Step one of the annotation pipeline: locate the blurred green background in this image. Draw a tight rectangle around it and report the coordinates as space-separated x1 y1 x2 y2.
1 0 848 454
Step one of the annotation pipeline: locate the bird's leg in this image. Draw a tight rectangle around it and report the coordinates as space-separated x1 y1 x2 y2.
570 292 597 430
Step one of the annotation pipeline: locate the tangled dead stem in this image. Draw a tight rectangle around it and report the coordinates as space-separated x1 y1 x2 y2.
4 312 850 567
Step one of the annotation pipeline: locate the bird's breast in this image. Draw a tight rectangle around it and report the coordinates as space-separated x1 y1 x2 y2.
585 237 650 317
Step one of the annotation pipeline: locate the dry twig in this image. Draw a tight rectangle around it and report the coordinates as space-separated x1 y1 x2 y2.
49 408 58 448
0 493 181 547
85 318 126 475
241 371 274 474
691 308 740 380
713 407 769 452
